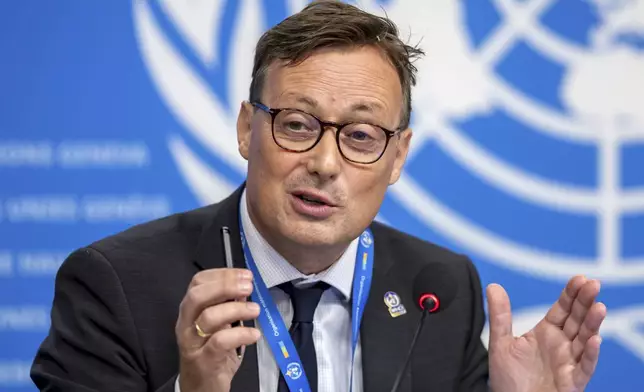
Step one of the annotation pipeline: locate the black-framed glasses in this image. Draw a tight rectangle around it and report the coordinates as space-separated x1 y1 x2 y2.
251 101 402 164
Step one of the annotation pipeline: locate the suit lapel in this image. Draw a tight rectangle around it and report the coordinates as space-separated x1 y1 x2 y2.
360 224 418 392
231 343 260 392
192 184 260 392
193 184 246 272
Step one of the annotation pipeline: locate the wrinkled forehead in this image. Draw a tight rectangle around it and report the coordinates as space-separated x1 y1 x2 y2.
260 47 404 126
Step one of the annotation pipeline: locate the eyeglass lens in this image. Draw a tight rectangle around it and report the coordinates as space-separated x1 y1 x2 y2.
273 109 388 163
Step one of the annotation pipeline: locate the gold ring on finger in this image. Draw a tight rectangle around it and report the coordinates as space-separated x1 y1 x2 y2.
195 323 211 338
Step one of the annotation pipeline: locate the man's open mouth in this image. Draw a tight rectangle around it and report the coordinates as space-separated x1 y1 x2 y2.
292 191 335 207
295 193 328 206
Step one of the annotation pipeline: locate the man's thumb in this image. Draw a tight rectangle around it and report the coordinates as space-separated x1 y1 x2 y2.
486 283 514 346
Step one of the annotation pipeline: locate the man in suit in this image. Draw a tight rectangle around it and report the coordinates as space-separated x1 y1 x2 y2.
31 1 606 391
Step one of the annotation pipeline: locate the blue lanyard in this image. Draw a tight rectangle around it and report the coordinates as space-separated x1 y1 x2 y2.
239 215 374 392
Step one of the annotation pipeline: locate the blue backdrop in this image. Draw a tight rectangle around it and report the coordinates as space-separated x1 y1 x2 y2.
1 0 643 390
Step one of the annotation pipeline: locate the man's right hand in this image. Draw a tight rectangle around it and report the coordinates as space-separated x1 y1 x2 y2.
176 268 262 392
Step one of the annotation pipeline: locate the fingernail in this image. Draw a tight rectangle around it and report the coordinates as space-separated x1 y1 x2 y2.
247 302 259 312
239 281 252 293
239 270 253 280
253 328 261 339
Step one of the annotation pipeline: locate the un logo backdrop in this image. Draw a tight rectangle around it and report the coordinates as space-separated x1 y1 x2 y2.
1 0 643 390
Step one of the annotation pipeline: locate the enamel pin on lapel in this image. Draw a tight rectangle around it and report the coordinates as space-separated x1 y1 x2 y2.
384 291 407 318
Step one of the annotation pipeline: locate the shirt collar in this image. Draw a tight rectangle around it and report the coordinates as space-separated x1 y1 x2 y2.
239 189 358 300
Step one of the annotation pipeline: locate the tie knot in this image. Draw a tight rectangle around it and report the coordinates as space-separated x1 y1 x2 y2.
279 281 330 323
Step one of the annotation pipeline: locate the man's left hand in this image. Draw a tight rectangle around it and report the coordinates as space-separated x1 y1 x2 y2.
486 276 607 392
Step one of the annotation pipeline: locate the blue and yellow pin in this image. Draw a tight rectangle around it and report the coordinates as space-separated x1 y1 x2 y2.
384 291 407 318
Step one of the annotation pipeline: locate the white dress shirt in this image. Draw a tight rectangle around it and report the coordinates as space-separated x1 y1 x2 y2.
177 190 363 392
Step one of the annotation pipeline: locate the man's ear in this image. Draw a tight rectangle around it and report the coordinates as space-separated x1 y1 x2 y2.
237 101 254 160
389 128 413 185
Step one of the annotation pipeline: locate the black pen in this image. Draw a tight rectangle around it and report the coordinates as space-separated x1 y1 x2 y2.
221 226 245 360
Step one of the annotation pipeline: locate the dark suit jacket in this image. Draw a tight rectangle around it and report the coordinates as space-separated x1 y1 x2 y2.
31 185 489 391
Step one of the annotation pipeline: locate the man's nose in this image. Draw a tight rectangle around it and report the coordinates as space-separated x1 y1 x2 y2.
305 128 343 180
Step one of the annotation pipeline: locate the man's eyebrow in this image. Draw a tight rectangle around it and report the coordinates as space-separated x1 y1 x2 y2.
281 93 319 109
349 101 385 114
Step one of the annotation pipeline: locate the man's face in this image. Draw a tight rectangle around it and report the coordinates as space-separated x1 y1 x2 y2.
237 46 412 248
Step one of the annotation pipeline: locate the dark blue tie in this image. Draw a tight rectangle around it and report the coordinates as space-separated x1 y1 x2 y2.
277 281 330 392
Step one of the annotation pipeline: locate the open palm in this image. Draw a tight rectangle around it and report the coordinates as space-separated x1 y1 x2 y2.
487 276 606 392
